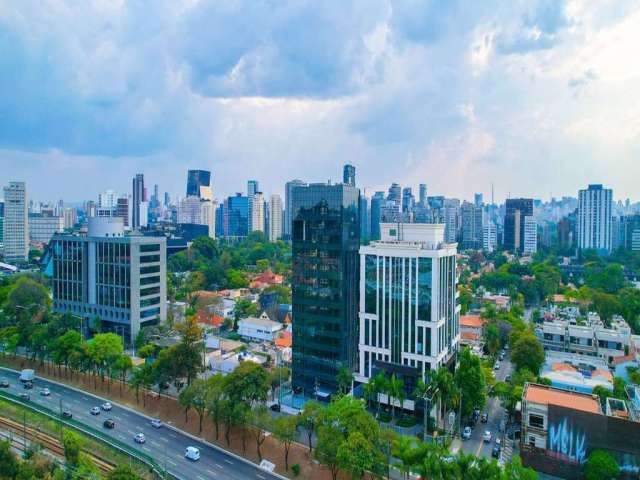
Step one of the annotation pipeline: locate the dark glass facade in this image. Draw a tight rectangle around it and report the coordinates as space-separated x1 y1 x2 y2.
223 194 249 238
291 184 360 393
186 170 212 198
504 198 533 252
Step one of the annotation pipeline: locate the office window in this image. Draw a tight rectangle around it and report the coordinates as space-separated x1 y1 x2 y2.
529 414 544 429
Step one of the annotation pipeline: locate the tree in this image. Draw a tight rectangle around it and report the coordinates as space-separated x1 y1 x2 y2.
4 276 51 319
299 400 323 452
455 348 486 418
179 379 208 431
592 291 621 326
268 366 290 401
62 429 82 466
484 322 501 355
387 374 405 420
273 415 298 471
585 450 620 480
337 432 378 480
206 373 226 441
224 362 268 405
501 455 538 480
113 354 133 396
87 333 124 388
370 372 388 418
316 424 342 480
511 334 545 375
130 364 153 406
107 464 143 480
248 406 273 461
0 440 19 478
336 365 354 395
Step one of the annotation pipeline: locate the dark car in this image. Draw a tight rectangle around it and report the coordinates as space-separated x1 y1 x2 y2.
103 419 115 429
0 379 9 388
270 403 281 412
23 381 33 390
492 443 501 458
19 393 30 401
62 410 73 419
481 413 488 423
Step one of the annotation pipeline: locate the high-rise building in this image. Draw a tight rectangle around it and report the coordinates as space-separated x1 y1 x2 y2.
200 201 216 239
250 192 265 233
460 201 483 249
356 223 459 398
0 200 4 247
370 192 385 241
483 222 497 252
163 192 170 207
186 170 212 201
402 187 414 213
359 195 370 240
268 194 283 241
557 216 574 251
131 174 145 230
474 193 483 207
419 184 427 208
29 213 64 244
49 217 166 346
291 183 360 394
247 180 259 231
116 197 129 227
504 198 534 253
2 182 29 262
284 179 306 239
523 216 537 255
387 183 401 204
98 190 118 209
62 207 77 230
443 199 460 244
343 164 356 187
223 194 249 238
577 184 613 252
621 215 640 252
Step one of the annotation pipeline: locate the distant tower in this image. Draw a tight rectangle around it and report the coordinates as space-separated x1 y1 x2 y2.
2 181 29 262
132 174 144 229
186 170 212 201
419 184 427 207
343 164 356 187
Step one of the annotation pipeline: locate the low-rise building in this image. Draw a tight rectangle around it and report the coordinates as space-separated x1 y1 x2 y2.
540 352 613 393
460 314 485 347
237 313 284 342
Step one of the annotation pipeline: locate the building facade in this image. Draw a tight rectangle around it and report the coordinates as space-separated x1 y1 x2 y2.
460 201 483 249
523 215 538 255
577 184 613 253
343 164 356 187
29 214 64 244
284 179 306 239
504 198 534 254
223 194 249 238
2 182 29 262
49 217 166 346
291 183 360 394
268 194 283 241
186 169 212 201
131 173 145 230
250 192 265 233
356 223 459 407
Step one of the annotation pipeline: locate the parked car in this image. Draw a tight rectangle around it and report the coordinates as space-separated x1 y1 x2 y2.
483 430 492 443
40 388 50 396
101 402 112 411
19 393 30 401
492 443 501 458
185 446 200 461
90 407 101 415
103 419 115 429
150 419 163 429
270 403 281 412
481 412 488 423
62 410 73 419
499 352 505 361
0 378 9 388
505 374 511 383
462 426 472 439
134 433 146 444
493 362 500 370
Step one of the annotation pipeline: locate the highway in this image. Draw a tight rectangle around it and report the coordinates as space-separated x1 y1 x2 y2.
0 367 282 480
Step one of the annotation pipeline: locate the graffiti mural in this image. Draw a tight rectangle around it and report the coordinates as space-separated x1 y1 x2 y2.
547 417 587 464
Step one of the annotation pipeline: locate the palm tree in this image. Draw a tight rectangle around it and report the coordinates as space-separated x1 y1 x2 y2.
388 374 404 421
371 372 388 418
391 436 415 480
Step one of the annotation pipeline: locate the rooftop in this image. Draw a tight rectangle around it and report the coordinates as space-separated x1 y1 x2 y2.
460 314 484 328
524 383 601 414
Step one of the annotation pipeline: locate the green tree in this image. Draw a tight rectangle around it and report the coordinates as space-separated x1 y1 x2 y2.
267 366 290 401
336 365 354 395
206 373 226 441
248 406 273 461
337 432 377 480
0 440 19 478
107 464 143 480
61 429 82 466
592 291 622 326
484 322 501 355
387 374 405 420
113 354 133 396
179 378 209 432
224 361 268 405
585 450 620 480
511 333 545 375
299 399 323 453
4 276 51 319
273 415 298 471
316 423 342 480
87 333 124 389
455 347 486 418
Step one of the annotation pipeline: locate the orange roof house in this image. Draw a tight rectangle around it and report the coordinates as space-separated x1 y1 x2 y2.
460 315 484 329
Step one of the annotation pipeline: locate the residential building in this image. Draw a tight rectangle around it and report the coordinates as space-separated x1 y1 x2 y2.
460 201 483 249
460 314 485 348
98 190 118 209
291 182 360 395
622 214 640 251
284 179 306 239
29 213 64 244
247 180 259 231
359 195 369 240
2 182 29 262
402 187 414 213
356 223 459 403
250 192 265 233
343 164 356 187
577 184 613 252
523 215 538 255
419 184 427 208
186 169 212 201
370 191 385 240
238 314 284 342
474 193 483 207
504 198 534 253
483 222 497 252
131 173 145 230
48 217 167 346
62 207 77 230
269 194 283 241
178 196 215 238
443 199 460 244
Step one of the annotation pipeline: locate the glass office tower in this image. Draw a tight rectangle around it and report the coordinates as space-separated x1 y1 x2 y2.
291 183 360 395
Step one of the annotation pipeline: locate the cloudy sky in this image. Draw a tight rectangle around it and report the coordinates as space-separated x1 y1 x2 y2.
1 0 639 204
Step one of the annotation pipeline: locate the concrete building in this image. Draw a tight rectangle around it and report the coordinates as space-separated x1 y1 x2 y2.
504 198 534 254
268 194 282 241
250 192 265 233
2 182 29 262
48 217 166 346
523 215 538 255
284 179 306 239
186 170 212 201
98 190 118 209
443 199 460 244
577 184 613 253
540 351 613 394
483 222 497 253
62 208 77 230
343 164 356 187
460 201 483 249
131 174 145 230
29 214 64 244
460 314 485 348
356 223 459 404
238 314 284 342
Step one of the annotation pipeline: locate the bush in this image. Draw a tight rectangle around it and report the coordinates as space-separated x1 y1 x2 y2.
377 411 392 423
396 416 418 428
291 464 300 477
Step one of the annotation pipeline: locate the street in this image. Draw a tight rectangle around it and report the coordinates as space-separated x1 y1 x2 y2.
0 367 281 480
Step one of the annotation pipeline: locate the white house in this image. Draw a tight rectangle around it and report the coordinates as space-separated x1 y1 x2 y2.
237 313 284 342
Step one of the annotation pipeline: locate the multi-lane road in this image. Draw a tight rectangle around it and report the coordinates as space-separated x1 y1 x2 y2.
0 367 281 480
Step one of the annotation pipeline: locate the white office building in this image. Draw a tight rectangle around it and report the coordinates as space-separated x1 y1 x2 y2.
250 192 265 233
29 214 65 244
577 184 613 252
443 199 460 244
98 189 118 209
356 223 460 398
523 216 537 255
483 222 497 253
2 182 29 262
178 196 216 238
269 194 283 241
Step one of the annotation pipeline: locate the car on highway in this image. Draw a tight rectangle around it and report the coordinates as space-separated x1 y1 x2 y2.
103 419 115 429
0 378 9 388
492 442 501 458
134 433 146 444
40 388 50 396
23 381 33 390
185 446 200 461
483 430 492 443
62 410 73 419
481 412 488 423
101 402 112 411
19 393 30 401
462 426 472 439
150 419 163 429
90 406 101 415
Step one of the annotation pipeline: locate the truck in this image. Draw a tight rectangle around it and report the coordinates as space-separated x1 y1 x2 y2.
19 369 35 383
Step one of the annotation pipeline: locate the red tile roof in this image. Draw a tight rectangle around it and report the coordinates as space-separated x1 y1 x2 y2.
460 315 484 328
524 383 601 414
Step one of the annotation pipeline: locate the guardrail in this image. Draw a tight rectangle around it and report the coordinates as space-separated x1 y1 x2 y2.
0 389 172 479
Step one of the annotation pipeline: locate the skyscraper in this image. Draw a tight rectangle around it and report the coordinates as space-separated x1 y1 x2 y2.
402 187 414 213
131 174 144 230
269 194 283 241
250 192 265 233
577 184 613 252
223 194 249 238
443 199 460 244
291 183 360 394
460 201 483 249
359 195 370 240
387 183 401 204
2 182 29 262
474 193 483 207
343 164 356 186
370 192 385 241
284 179 307 239
504 198 533 253
186 170 212 201
247 180 259 231
419 184 427 208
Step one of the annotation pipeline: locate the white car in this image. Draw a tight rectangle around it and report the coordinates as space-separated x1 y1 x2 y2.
462 426 472 439
483 430 492 443
40 388 50 396
90 406 101 415
185 446 200 461
150 419 162 429
134 433 146 444
493 362 500 370
101 402 112 411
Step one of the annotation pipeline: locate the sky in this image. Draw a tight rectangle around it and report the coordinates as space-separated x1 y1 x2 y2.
1 0 640 204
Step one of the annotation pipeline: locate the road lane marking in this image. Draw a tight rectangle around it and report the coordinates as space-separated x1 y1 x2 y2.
197 476 206 480
224 459 233 465
150 441 161 448
206 469 215 475
257 475 266 480
142 446 151 452
167 460 177 467
160 437 169 443
127 430 135 435
169 433 177 438
215 464 223 469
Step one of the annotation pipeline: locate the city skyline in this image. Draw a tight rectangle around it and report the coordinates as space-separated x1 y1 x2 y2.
2 2 640 201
